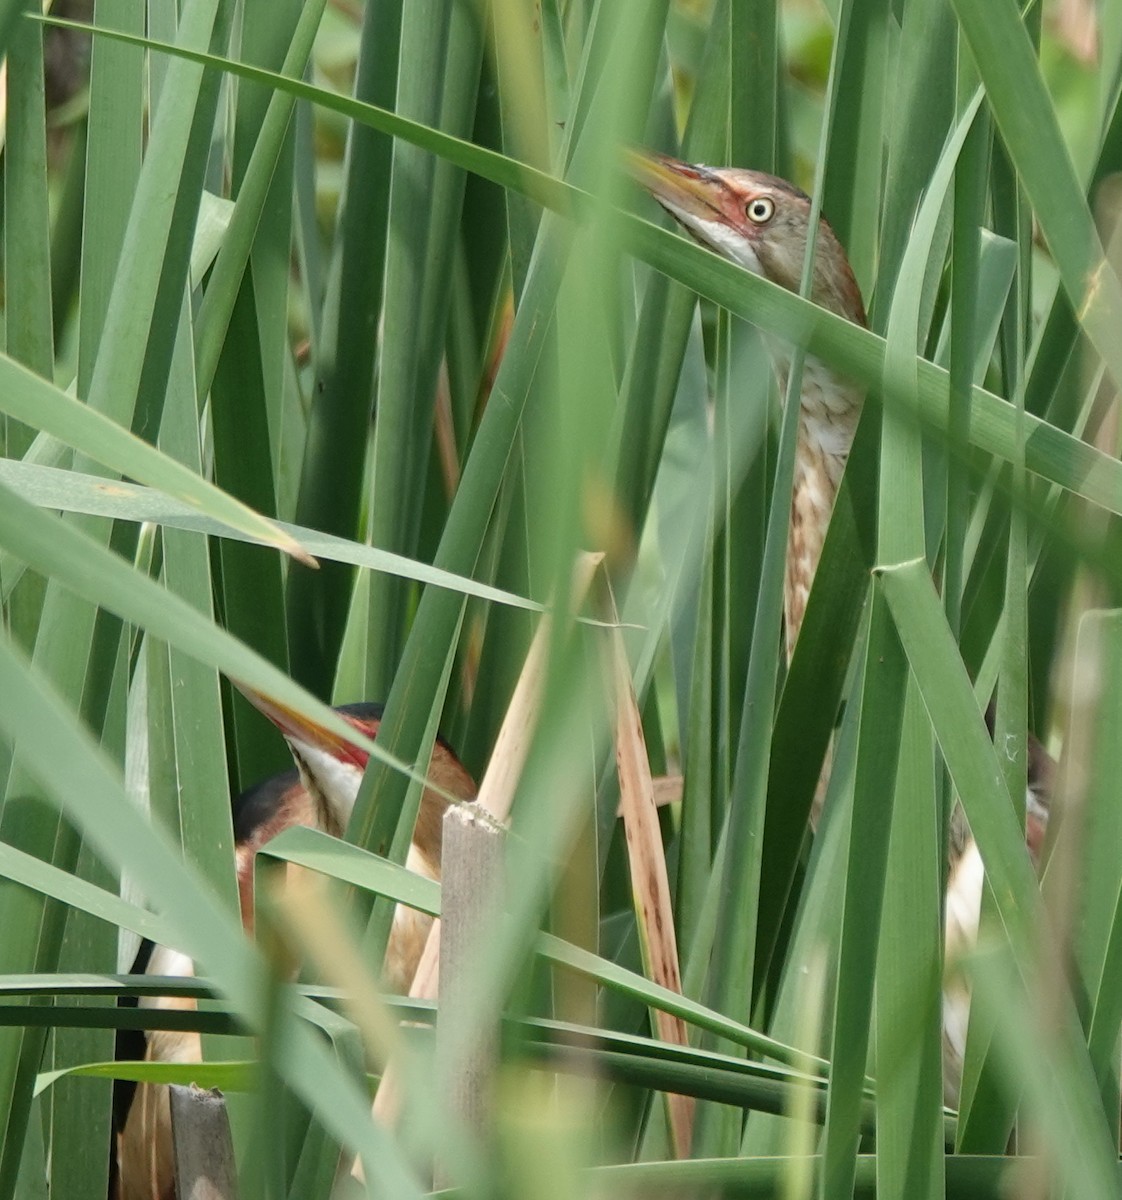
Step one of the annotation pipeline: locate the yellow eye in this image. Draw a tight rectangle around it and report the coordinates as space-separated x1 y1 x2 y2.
746 196 775 224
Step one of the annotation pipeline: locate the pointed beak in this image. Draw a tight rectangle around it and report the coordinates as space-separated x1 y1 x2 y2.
625 148 725 222
235 686 369 771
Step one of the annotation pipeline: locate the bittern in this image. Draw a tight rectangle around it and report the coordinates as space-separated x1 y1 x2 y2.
113 701 476 1200
943 711 1054 1103
631 150 1053 1101
629 151 866 656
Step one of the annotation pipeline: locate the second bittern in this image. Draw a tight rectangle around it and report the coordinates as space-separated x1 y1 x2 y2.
630 148 1053 1106
113 701 476 1200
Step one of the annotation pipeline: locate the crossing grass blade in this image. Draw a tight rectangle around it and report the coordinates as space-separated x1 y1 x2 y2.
0 461 545 613
0 355 313 564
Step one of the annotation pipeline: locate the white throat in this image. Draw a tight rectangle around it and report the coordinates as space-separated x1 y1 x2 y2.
286 736 363 835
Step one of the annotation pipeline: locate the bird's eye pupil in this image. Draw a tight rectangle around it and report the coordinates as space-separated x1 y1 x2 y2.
747 198 774 223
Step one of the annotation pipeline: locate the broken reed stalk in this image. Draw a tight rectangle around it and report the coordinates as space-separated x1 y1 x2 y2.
434 803 507 1188
169 1084 239 1200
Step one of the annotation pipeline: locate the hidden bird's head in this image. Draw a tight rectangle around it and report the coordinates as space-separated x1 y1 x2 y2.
628 149 866 327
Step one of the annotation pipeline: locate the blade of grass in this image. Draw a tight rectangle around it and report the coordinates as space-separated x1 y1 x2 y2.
879 557 1122 1187
85 0 229 424
741 648 863 1157
210 274 291 792
590 1153 1022 1197
875 0 956 314
0 356 312 564
870 90 985 1200
3 11 53 387
820 0 886 301
968 941 1120 1200
1081 612 1122 1114
818 586 906 1200
0 461 545 614
875 684 944 1200
192 0 325 394
958 127 1034 1154
286 0 402 694
610 0 732 535
150 300 236 900
878 560 1040 955
364 0 483 696
950 0 1122 400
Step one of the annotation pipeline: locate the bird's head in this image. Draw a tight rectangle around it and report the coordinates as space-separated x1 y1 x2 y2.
237 690 476 843
239 695 385 836
629 150 866 328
